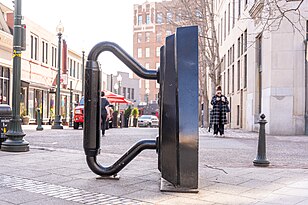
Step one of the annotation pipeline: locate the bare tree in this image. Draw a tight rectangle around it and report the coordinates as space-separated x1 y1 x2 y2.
249 0 305 36
163 0 220 127
161 0 305 128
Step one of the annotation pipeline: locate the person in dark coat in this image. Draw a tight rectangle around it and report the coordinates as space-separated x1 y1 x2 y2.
211 85 229 137
101 92 110 136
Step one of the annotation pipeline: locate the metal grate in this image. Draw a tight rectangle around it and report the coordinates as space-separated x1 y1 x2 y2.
0 175 143 205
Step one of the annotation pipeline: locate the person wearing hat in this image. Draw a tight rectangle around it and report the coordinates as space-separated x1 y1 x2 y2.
210 85 229 137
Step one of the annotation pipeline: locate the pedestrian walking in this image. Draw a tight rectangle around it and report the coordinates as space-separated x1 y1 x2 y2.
211 86 229 137
101 91 110 136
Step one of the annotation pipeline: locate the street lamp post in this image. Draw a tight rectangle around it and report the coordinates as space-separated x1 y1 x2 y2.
69 81 73 127
117 74 122 95
1 0 29 152
52 21 64 129
81 50 85 96
114 83 119 94
146 88 150 107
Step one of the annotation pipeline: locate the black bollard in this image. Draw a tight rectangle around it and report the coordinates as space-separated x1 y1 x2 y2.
36 108 44 131
253 114 270 167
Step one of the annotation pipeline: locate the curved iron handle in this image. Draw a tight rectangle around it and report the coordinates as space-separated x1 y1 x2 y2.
84 41 158 177
88 41 157 80
86 140 157 176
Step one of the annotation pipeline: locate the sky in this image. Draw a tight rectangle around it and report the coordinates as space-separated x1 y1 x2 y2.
1 0 158 74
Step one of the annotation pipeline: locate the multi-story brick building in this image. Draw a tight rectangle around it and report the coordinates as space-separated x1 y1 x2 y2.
133 1 175 105
215 0 308 135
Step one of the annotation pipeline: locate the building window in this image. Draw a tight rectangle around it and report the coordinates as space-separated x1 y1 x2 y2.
0 67 10 104
77 63 80 79
256 34 262 70
218 23 220 44
156 47 160 57
127 88 131 99
223 72 226 94
123 87 126 98
241 34 244 55
145 80 150 89
237 60 241 91
70 59 73 77
238 0 241 19
132 88 135 99
224 11 226 40
228 3 230 34
156 62 160 70
223 55 226 71
137 48 142 58
51 46 57 67
176 13 182 22
73 61 76 78
231 44 235 64
137 33 142 43
220 18 223 45
244 55 247 88
145 32 150 42
232 65 235 93
156 33 162 43
244 29 247 52
146 14 151 24
238 37 241 58
145 63 150 69
167 12 172 23
31 34 38 60
138 15 142 25
232 0 235 28
156 13 162 24
227 69 230 94
42 41 45 63
52 47 54 67
237 105 240 126
146 48 150 57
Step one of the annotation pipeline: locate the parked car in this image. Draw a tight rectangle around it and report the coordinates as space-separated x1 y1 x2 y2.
73 97 84 129
137 115 159 127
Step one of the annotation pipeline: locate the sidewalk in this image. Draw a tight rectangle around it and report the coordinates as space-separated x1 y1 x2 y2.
0 126 307 204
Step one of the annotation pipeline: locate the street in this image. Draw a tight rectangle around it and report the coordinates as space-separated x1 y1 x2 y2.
24 126 308 169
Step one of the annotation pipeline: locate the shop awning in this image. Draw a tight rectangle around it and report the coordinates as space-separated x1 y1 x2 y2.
103 90 132 104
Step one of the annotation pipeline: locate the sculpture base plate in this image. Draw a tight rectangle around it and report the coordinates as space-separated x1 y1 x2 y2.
160 178 198 193
96 175 120 180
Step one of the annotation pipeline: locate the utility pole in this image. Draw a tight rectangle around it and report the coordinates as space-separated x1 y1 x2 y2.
1 0 29 152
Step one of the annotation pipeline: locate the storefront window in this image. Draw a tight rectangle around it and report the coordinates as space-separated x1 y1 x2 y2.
49 93 55 121
0 67 10 104
20 87 28 117
34 89 43 120
61 95 68 122
29 89 34 118
43 91 48 120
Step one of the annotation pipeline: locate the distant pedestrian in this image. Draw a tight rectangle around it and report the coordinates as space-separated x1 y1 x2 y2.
101 92 110 136
211 86 229 137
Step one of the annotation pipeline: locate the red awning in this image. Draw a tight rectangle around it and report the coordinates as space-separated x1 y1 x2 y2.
103 90 132 104
108 97 132 104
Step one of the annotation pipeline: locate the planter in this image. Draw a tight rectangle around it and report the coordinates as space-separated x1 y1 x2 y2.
22 116 30 125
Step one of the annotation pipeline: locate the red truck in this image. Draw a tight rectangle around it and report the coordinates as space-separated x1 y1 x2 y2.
73 97 84 129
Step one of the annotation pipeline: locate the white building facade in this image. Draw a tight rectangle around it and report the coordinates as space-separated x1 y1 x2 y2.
0 3 89 124
214 0 308 135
